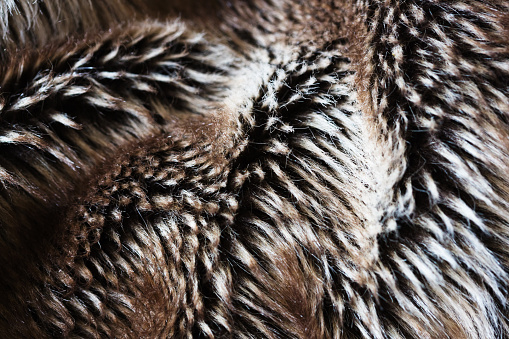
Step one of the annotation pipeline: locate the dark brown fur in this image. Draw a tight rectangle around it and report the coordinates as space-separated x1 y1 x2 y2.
0 0 508 338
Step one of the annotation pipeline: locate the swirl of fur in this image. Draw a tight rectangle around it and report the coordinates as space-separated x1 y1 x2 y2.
0 0 507 338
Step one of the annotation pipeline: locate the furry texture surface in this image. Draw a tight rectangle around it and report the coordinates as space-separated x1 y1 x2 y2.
0 0 508 338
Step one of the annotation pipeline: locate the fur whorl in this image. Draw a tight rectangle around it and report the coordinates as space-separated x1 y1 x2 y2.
0 0 508 338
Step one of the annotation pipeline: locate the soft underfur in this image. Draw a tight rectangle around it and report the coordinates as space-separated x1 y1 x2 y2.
0 0 508 338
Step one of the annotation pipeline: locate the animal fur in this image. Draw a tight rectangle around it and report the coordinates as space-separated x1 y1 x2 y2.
0 0 508 338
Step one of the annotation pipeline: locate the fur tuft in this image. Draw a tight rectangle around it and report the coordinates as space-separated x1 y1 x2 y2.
0 0 508 338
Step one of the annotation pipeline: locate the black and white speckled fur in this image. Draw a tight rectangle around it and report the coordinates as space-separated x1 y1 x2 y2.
0 0 508 338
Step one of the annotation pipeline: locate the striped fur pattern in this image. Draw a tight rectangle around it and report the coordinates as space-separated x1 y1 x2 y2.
0 0 508 338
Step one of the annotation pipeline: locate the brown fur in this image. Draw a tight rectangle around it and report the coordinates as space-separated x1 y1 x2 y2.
0 0 508 338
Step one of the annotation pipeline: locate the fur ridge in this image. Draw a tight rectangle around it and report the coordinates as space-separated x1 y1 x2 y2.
0 0 508 338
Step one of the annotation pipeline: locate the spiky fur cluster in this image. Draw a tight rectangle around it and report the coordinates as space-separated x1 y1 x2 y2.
0 0 508 338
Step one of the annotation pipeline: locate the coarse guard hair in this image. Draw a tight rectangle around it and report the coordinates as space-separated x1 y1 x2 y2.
0 0 508 338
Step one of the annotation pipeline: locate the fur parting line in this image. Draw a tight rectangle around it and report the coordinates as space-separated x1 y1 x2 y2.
0 0 508 338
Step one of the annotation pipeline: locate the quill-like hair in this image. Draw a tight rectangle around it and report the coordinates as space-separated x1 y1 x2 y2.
0 0 508 338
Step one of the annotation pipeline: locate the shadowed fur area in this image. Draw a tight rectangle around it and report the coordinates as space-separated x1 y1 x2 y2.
0 0 508 338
